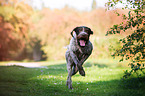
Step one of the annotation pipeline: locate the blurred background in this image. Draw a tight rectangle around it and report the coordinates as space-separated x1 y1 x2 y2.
0 0 130 61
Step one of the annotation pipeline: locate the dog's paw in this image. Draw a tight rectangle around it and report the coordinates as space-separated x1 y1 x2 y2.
68 86 73 89
68 84 73 89
66 81 73 89
79 69 85 76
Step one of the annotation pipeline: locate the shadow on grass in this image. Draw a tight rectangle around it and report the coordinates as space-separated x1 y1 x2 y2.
120 77 145 89
79 77 145 96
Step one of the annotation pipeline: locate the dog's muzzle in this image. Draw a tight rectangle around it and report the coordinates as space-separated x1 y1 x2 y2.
77 32 89 47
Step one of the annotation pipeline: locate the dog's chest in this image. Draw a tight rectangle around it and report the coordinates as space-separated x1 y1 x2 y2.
74 49 83 60
73 44 92 60
69 38 93 60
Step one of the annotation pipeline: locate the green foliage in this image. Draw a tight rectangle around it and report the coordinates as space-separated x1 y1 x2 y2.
0 1 34 60
92 35 122 59
106 0 145 78
0 6 15 21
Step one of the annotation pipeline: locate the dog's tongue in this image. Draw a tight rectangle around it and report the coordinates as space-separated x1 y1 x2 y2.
79 40 86 46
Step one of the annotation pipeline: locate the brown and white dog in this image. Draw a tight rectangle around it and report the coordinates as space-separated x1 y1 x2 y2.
65 26 93 89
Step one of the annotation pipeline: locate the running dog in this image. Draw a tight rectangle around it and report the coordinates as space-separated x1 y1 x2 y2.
65 26 93 89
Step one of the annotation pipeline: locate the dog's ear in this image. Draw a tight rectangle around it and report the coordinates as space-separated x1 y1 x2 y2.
71 27 79 38
88 28 93 35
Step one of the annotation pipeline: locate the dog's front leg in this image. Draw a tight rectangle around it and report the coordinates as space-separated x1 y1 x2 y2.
77 54 90 76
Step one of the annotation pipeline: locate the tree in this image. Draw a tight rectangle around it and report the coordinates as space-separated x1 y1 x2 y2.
0 0 33 60
92 0 97 10
106 0 145 78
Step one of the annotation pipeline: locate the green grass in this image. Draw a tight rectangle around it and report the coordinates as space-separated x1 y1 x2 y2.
0 59 145 96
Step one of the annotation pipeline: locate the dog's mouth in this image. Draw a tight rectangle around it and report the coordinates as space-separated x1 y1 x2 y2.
77 33 89 47
79 40 86 47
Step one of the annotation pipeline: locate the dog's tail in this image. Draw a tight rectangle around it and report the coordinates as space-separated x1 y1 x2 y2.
64 45 69 49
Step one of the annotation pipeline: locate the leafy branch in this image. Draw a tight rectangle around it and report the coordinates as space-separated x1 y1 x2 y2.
106 0 145 78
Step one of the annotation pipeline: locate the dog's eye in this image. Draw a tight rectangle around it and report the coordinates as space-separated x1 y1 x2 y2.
85 30 89 33
79 29 82 32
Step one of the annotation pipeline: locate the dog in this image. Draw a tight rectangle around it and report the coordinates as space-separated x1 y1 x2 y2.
65 26 93 89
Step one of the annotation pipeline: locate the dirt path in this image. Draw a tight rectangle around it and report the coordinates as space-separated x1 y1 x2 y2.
6 62 46 68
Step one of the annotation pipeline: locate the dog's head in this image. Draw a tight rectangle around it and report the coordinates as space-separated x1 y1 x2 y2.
71 26 93 47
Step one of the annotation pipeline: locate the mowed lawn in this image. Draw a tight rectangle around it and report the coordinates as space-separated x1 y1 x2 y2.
0 59 145 96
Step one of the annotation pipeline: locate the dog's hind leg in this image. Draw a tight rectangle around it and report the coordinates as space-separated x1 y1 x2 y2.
65 51 73 89
66 64 73 89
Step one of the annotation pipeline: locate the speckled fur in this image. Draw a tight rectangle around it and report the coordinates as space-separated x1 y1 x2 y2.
65 31 93 89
